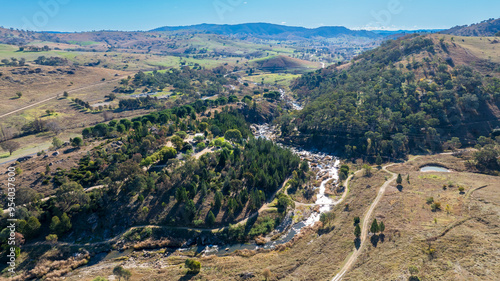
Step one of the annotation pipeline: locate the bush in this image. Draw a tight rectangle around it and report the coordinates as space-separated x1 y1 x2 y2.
185 259 201 273
113 266 131 280
45 234 58 243
431 202 441 212
196 142 206 150
363 164 372 177
353 216 360 225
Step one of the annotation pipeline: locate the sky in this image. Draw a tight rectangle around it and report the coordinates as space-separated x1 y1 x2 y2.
1 0 498 32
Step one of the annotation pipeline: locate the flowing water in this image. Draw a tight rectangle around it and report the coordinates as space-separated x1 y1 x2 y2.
193 118 342 256
94 89 340 259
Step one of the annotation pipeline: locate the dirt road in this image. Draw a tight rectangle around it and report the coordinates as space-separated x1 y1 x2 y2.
331 164 397 281
0 76 126 119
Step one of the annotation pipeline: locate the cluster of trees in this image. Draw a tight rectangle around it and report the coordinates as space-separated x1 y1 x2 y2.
1 57 25 66
117 93 236 112
117 66 232 98
34 56 68 66
472 135 500 173
73 98 91 109
49 213 72 236
171 136 299 226
263 91 280 100
370 218 385 234
19 45 50 52
287 34 500 158
8 104 302 245
118 96 157 110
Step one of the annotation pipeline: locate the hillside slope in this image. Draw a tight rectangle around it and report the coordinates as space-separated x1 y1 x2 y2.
251 55 321 72
441 18 500 37
286 34 500 158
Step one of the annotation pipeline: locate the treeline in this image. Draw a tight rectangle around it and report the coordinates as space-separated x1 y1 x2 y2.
19 45 50 52
34 56 69 66
117 94 238 111
115 66 233 98
73 98 91 109
288 34 500 158
1 57 25 66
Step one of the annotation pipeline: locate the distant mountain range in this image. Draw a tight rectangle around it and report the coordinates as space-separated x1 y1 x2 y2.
151 23 383 39
441 18 500 37
371 29 444 35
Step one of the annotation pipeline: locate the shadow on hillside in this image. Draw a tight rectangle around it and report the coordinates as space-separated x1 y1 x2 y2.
318 226 335 236
396 185 403 192
370 235 379 247
354 237 361 250
179 272 199 281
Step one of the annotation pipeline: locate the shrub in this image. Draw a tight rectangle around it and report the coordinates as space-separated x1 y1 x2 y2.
431 202 441 212
113 266 131 281
45 234 58 243
185 259 201 273
263 268 272 280
363 164 372 177
354 225 361 238
353 216 360 225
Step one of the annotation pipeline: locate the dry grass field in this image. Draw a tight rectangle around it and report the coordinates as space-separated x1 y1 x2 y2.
433 35 500 64
345 154 500 280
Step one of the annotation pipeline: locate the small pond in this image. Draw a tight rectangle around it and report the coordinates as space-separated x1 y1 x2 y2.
420 166 450 173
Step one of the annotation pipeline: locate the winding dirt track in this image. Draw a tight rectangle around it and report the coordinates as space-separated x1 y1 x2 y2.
331 164 397 281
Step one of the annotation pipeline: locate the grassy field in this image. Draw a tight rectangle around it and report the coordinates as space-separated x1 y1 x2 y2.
433 34 500 64
0 65 131 145
244 73 301 87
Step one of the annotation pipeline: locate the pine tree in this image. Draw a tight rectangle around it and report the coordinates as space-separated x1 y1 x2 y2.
396 174 402 185
60 213 72 233
375 155 382 166
379 221 385 233
370 218 379 234
354 224 361 238
49 216 60 233
353 216 360 225
214 191 223 211
206 211 216 226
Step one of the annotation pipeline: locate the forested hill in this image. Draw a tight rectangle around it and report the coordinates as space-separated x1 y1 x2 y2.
151 23 382 39
287 34 500 159
441 18 500 37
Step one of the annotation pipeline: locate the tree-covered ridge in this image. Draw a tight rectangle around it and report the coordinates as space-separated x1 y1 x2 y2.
289 35 500 158
4 104 302 244
116 66 232 97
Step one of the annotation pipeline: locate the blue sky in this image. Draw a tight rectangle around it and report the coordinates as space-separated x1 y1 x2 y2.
1 0 498 32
